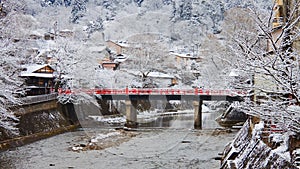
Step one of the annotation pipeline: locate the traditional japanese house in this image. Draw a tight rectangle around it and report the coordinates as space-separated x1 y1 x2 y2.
20 64 56 96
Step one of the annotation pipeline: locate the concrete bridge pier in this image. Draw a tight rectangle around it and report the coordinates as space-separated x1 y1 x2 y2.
193 100 203 129
125 99 138 128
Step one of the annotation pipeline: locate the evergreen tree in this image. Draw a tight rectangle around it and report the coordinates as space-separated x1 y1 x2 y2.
70 0 88 23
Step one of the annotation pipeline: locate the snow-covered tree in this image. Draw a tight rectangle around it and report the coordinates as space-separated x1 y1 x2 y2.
123 33 172 88
134 0 144 7
52 36 93 104
85 16 104 38
0 0 31 137
178 0 192 21
227 1 300 135
40 0 72 7
70 0 87 23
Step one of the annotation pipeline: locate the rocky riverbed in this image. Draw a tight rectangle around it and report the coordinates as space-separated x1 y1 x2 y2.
0 126 238 169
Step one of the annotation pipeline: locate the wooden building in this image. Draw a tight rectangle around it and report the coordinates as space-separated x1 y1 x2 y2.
170 52 202 65
106 40 128 55
20 64 56 96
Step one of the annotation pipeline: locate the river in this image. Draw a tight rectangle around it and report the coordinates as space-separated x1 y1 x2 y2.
0 109 239 169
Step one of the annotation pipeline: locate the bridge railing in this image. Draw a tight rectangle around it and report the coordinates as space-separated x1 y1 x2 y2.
59 88 246 96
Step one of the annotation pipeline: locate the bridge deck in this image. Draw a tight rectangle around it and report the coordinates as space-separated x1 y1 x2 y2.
98 94 242 101
59 88 245 101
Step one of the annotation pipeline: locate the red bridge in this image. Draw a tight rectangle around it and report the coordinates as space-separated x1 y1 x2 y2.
59 88 245 101
58 88 246 129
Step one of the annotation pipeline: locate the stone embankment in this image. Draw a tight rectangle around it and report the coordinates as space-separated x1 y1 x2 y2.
0 94 184 151
220 118 300 169
0 94 79 151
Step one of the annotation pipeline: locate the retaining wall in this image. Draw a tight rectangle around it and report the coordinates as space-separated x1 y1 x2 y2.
0 99 79 151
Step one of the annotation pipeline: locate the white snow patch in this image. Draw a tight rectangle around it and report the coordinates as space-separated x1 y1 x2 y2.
273 144 291 161
137 109 193 118
275 132 292 161
253 121 264 138
269 133 284 143
72 146 83 151
89 116 126 124
49 113 55 119
168 100 181 105
90 132 121 143
202 104 211 113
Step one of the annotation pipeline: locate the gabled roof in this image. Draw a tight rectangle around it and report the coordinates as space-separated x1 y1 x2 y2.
147 72 174 79
170 52 200 59
106 40 130 48
89 46 107 53
20 64 56 78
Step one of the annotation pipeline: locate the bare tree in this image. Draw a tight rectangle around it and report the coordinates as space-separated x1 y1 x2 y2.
226 1 300 134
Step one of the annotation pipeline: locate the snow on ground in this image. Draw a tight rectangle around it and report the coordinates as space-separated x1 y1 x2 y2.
0 128 238 169
89 115 126 124
90 131 121 143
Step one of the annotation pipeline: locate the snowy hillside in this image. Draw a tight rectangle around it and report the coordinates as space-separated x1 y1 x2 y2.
0 0 275 108
31 0 272 43
0 0 274 91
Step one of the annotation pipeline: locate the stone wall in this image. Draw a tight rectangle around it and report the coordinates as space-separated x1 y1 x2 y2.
0 100 79 150
220 119 298 169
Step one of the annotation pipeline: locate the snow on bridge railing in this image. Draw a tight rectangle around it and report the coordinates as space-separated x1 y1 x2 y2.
58 88 247 96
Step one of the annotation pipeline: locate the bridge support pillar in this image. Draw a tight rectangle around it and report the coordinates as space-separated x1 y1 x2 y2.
125 99 138 128
193 100 203 129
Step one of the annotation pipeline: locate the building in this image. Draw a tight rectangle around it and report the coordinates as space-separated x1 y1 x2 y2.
146 72 178 87
272 0 287 28
269 0 300 51
170 52 202 65
58 29 74 38
127 70 179 88
20 64 56 95
256 0 300 101
99 58 119 70
29 31 43 40
44 33 55 40
106 40 129 55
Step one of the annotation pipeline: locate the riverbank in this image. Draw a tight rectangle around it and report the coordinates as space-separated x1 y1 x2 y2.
0 96 79 151
220 118 300 168
0 127 238 169
0 124 79 151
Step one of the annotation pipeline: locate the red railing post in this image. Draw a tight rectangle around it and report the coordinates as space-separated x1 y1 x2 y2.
195 87 198 95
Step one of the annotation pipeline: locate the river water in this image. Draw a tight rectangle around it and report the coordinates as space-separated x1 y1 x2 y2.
0 109 239 169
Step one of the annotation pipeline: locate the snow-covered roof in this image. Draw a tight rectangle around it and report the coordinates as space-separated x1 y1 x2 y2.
113 54 128 63
60 29 73 32
20 73 54 78
229 69 239 77
89 46 107 53
107 40 130 48
170 52 196 58
36 49 51 57
20 64 56 78
30 30 43 37
126 70 175 79
147 72 174 79
117 42 130 48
